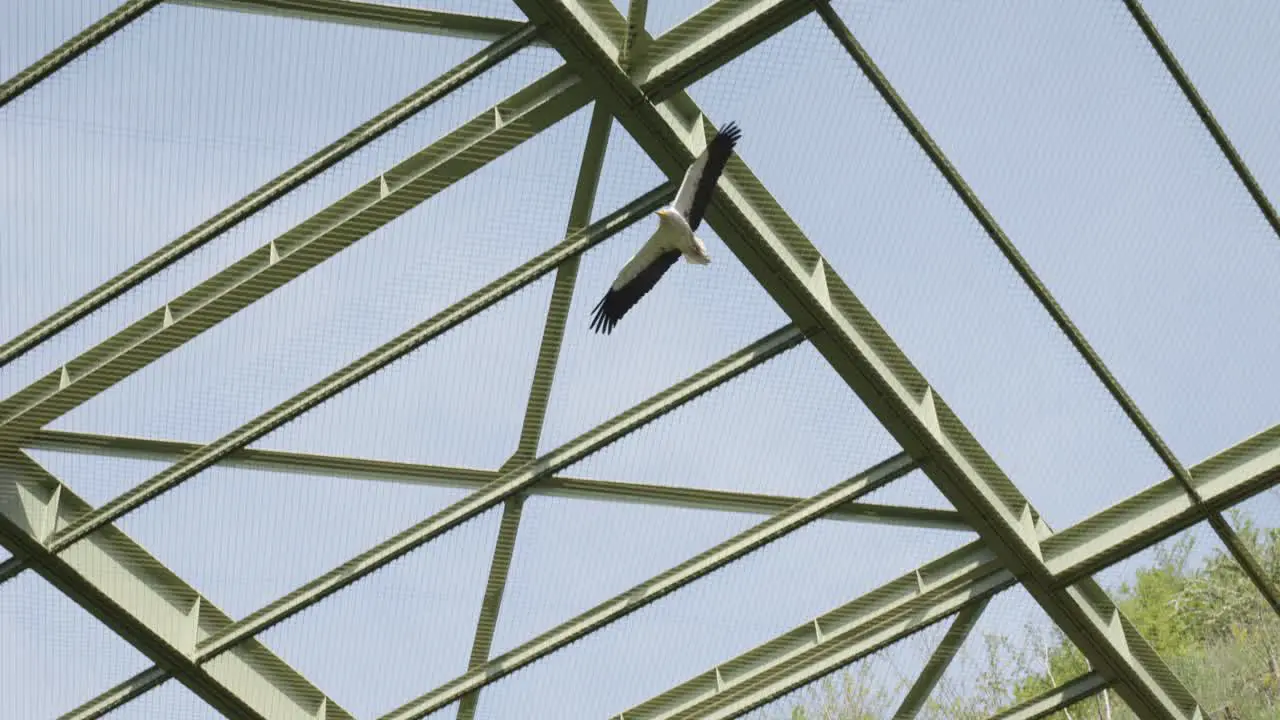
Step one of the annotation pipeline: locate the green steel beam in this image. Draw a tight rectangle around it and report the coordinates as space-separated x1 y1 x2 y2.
17 429 967 534
892 598 989 719
0 0 162 110
63 667 170 720
0 25 537 369
509 104 613 467
633 0 814 104
457 102 615 720
0 0 800 436
0 451 354 720
34 183 668 556
988 672 1108 720
512 0 1203 716
0 65 588 441
1045 422 1280 586
1121 0 1280 244
613 540 1009 720
383 451 918 720
458 494 524 720
197 324 803 658
1 0 831 616
70 320 803 714
569 419 1280 719
46 381 1277 719
172 0 548 45
814 0 1280 624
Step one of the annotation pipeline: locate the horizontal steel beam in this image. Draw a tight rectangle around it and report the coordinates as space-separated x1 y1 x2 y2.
517 0 1203 716
817 0 1280 624
383 452 918 720
0 24 538 369
172 0 548 45
22 429 969 531
0 0 802 442
634 0 814 103
0 64 586 440
584 418 1280 717
0 450 354 720
0 0 161 110
1045 422 1280 585
69 319 805 713
989 672 1108 720
4 11 863 711
7 184 672 716
614 541 1010 719
35 182 670 554
199 324 804 657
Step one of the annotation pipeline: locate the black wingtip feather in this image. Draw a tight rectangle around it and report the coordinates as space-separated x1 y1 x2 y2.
718 121 742 145
684 121 744 231
589 291 619 334
589 250 682 336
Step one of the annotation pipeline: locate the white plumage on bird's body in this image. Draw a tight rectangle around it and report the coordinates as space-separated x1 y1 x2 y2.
588 121 741 334
655 207 710 265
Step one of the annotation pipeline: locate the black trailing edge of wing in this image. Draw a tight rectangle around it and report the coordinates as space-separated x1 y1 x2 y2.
588 250 682 334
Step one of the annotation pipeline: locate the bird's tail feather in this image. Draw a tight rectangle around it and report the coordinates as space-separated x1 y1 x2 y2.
683 236 711 265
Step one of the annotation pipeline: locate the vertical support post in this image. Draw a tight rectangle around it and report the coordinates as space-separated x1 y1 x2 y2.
457 103 616 720
620 0 650 74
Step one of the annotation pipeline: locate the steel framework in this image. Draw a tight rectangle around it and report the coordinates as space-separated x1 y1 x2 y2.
1 1 1278 718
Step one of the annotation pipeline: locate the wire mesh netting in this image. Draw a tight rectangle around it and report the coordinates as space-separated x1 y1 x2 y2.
3 1 1280 718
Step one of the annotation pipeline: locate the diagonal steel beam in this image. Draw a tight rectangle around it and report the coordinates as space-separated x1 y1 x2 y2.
383 452 918 720
0 24 537 369
892 597 989 719
814 0 1280 623
0 450 355 720
29 184 669 556
0 0 162 110
0 0 805 439
512 0 1204 716
457 100 615 720
631 0 814 104
617 420 1280 718
16 429 968 534
988 672 1109 720
195 323 804 660
613 540 1008 720
68 315 803 713
1045 422 1280 586
0 65 586 438
1121 0 1280 244
174 0 544 44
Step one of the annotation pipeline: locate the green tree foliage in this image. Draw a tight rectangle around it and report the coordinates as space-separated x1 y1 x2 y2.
751 499 1280 720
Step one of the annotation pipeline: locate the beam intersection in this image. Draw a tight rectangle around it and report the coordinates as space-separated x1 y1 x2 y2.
4 0 1279 717
812 0 1280 621
510 0 1206 715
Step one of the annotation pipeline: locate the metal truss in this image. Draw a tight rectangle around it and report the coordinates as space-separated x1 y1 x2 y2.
2 0 1279 718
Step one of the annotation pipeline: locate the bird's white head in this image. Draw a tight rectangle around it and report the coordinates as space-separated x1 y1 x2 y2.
655 207 687 230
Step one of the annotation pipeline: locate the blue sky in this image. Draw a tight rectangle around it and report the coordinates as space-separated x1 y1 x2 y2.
3 1 1280 718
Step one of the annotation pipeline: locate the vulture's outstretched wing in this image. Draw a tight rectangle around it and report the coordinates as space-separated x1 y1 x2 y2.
672 122 742 231
589 249 681 334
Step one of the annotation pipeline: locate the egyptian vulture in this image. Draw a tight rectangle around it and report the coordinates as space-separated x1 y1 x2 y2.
589 122 742 334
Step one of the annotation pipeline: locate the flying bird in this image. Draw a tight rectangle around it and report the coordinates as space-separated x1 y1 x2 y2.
589 122 742 334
